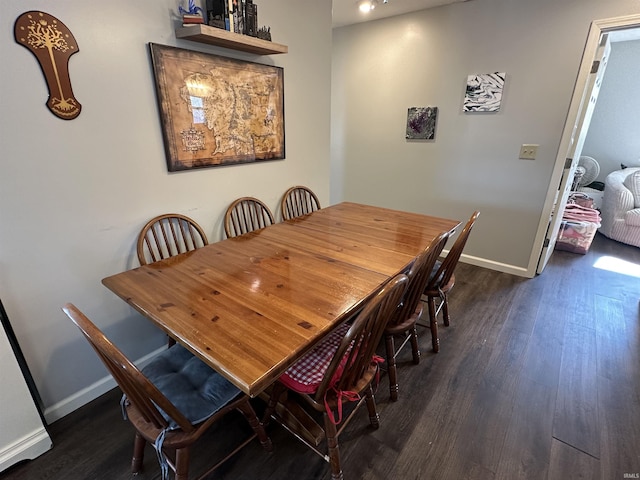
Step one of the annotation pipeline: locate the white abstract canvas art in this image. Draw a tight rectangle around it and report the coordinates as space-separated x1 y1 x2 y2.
463 72 506 112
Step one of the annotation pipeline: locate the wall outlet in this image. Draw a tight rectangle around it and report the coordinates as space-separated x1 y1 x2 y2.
519 144 538 160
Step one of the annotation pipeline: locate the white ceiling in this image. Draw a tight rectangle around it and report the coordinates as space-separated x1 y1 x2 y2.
332 0 471 28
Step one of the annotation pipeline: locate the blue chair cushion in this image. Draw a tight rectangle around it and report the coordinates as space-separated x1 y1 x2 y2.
428 260 443 285
142 344 241 430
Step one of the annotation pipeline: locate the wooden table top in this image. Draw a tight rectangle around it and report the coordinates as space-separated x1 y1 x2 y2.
102 202 460 397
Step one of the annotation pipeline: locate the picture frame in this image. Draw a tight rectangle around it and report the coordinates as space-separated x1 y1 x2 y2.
463 72 506 113
406 106 438 140
149 43 285 171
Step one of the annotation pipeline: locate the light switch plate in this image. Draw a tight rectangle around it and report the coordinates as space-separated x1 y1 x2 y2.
519 144 538 160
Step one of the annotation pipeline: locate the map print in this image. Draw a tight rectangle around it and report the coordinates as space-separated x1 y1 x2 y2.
150 44 285 171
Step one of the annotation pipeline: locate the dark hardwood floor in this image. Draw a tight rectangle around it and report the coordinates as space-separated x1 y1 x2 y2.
3 232 639 480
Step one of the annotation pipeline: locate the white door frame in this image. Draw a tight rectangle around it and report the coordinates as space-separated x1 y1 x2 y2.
527 14 640 277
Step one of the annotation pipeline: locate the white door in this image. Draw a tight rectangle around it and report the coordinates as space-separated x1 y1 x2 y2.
535 32 611 273
0 311 52 472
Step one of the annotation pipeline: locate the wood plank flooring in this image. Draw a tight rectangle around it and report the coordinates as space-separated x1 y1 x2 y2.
2 232 639 480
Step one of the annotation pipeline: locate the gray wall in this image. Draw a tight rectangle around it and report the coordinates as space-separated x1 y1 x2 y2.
331 0 640 272
582 39 640 180
4 0 640 423
0 0 332 421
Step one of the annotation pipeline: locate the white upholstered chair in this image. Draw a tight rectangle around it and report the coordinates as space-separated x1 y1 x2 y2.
600 167 640 247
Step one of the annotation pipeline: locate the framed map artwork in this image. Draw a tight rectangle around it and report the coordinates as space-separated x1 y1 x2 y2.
149 43 285 171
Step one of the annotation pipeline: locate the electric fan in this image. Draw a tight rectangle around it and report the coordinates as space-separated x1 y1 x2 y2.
577 156 600 188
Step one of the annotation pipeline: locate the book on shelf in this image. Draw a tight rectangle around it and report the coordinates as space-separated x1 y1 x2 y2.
253 3 258 36
245 1 257 37
228 0 235 33
199 0 264 37
224 0 233 32
182 14 204 25
206 0 227 29
233 0 245 35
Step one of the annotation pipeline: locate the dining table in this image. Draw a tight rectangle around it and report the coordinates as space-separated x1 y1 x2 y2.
102 202 461 399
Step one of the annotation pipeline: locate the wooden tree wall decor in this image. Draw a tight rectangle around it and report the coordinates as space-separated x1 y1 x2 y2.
14 11 81 120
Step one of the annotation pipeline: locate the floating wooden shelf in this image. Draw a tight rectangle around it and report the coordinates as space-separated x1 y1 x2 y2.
175 24 288 55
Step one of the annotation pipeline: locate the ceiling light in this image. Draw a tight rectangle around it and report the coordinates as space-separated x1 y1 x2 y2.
358 0 378 13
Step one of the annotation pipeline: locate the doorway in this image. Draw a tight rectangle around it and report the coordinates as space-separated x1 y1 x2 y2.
529 14 640 275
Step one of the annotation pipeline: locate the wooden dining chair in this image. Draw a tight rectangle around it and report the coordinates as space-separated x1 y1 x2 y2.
262 273 409 480
62 303 272 480
224 197 275 238
384 231 449 401
422 211 480 353
136 214 209 348
281 186 321 220
137 214 208 266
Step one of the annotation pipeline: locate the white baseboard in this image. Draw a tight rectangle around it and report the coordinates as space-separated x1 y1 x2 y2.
0 427 51 473
438 247 531 278
43 345 166 424
458 252 532 278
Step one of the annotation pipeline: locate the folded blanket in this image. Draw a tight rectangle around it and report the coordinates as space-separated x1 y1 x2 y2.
562 204 601 226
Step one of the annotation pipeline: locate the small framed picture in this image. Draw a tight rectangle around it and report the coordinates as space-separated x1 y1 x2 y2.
406 106 438 140
464 72 506 112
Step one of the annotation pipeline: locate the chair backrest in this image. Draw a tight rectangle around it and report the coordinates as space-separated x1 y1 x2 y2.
387 232 449 329
426 211 480 290
313 273 409 402
281 186 321 220
137 214 208 265
224 197 275 238
62 303 195 433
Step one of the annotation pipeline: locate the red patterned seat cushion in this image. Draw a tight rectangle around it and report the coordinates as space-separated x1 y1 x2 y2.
280 323 351 394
